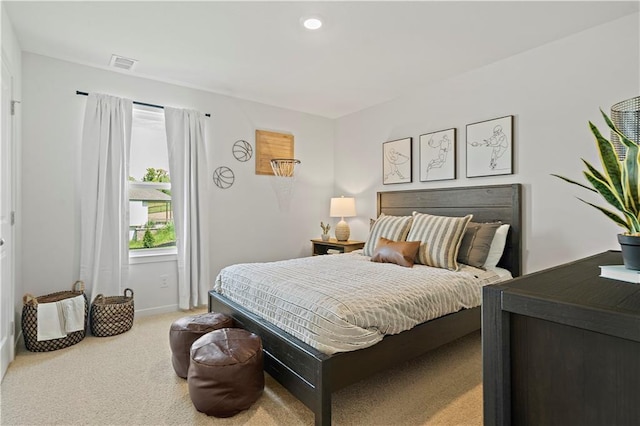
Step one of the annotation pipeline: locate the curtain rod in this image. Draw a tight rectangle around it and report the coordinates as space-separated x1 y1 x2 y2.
75 91 211 117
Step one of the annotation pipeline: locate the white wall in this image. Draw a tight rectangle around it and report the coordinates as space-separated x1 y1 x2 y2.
335 13 640 274
17 12 640 316
20 53 334 314
1 7 23 344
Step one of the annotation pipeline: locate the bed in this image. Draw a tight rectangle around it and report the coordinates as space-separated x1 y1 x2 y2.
209 183 522 425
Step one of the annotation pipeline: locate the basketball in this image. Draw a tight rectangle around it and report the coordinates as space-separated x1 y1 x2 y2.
212 166 235 189
232 140 253 162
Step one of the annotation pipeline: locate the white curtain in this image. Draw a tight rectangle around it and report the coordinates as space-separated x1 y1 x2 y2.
164 107 210 309
79 94 133 302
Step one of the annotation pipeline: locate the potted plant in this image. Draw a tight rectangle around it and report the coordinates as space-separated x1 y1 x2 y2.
320 221 331 241
553 109 640 269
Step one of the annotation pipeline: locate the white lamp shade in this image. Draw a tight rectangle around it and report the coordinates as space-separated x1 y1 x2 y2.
330 197 356 218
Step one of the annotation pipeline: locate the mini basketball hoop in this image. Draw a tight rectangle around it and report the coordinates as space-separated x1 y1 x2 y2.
270 158 301 211
270 158 301 177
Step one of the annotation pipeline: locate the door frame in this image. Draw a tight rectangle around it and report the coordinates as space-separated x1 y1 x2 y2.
1 51 16 381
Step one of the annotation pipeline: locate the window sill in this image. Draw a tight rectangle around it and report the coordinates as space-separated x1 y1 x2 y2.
129 248 177 265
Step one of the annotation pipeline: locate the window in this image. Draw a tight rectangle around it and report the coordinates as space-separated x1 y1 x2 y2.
129 107 175 253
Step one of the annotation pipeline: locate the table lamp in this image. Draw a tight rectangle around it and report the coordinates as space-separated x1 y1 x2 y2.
330 196 356 241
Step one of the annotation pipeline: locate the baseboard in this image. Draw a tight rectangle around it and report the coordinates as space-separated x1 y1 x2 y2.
134 304 180 318
13 330 23 355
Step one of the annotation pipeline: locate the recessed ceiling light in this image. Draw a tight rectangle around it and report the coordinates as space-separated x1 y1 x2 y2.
302 17 323 30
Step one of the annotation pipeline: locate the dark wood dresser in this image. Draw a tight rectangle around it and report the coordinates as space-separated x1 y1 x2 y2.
483 251 640 426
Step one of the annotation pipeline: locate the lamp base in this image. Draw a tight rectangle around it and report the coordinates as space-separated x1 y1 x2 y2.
335 220 350 241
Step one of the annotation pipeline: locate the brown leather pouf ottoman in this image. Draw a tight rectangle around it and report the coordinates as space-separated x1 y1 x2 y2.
169 312 233 378
187 328 264 417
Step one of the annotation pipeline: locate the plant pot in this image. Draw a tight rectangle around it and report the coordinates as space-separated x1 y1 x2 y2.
617 234 640 270
321 234 330 241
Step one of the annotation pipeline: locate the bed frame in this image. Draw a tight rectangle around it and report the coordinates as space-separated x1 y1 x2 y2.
209 183 522 425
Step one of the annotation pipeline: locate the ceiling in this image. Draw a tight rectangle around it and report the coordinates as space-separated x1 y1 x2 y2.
4 1 639 119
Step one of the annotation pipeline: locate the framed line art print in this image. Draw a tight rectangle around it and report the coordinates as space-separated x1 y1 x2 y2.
383 137 412 184
419 128 456 182
466 115 514 177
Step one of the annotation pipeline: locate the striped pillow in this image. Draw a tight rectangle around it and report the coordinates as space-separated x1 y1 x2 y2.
363 214 413 256
406 212 473 271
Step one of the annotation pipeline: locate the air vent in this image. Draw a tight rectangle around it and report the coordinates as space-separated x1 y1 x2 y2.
109 54 138 71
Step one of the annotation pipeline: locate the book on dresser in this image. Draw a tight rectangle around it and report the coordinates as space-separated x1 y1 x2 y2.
599 264 640 283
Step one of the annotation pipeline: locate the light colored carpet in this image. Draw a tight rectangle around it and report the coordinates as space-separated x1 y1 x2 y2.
0 309 483 425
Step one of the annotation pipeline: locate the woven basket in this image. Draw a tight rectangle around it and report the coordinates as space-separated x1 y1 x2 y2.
90 288 134 337
22 281 88 352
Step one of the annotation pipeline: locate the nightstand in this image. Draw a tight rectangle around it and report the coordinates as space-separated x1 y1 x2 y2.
310 238 365 256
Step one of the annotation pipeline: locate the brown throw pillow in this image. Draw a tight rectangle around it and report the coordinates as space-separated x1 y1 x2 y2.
371 237 421 268
457 222 501 268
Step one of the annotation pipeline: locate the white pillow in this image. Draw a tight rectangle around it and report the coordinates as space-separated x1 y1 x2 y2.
483 224 510 269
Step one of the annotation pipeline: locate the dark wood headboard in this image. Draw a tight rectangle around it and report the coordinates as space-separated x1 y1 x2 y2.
377 183 522 277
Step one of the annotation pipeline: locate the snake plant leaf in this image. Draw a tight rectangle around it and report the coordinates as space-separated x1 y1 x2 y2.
600 108 640 212
589 121 624 198
630 214 640 234
550 173 596 192
620 166 634 213
585 169 640 232
623 142 639 213
576 197 630 231
553 109 640 234
616 141 639 214
582 159 609 185
621 204 640 233
583 171 625 212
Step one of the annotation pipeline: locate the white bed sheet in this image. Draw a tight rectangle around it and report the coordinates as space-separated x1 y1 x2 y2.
213 252 511 354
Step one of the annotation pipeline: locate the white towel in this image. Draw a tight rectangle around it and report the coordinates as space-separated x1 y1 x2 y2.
37 302 66 341
61 295 85 333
